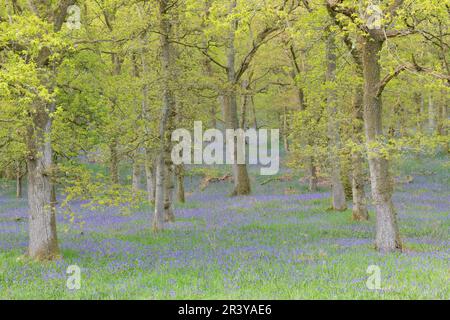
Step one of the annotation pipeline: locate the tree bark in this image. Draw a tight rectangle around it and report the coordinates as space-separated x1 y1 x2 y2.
16 163 23 199
224 1 251 196
153 0 177 231
341 160 353 200
362 38 402 252
287 43 317 191
283 106 290 152
164 163 175 222
428 95 437 135
240 81 249 130
326 8 368 217
26 101 59 260
440 85 449 153
175 164 185 203
250 96 258 129
224 93 252 196
309 160 318 192
139 30 155 205
153 154 165 231
132 154 141 198
351 86 369 221
326 32 347 211
145 148 155 205
23 0 75 261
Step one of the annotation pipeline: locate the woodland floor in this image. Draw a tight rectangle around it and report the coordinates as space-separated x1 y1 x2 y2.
0 156 448 299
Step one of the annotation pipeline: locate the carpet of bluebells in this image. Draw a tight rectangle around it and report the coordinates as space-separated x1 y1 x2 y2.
0 156 448 299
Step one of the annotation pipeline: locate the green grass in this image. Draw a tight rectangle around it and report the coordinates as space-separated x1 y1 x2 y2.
0 156 448 299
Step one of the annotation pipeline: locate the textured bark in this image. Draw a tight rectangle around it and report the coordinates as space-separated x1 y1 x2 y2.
440 86 449 153
16 164 23 199
309 161 318 192
250 96 258 129
153 0 177 231
164 163 175 222
175 164 185 203
326 0 405 251
204 49 218 128
351 87 369 221
109 52 123 185
233 164 251 196
326 32 347 211
145 149 155 205
341 160 353 200
50 183 57 216
326 7 368 218
23 0 75 261
282 106 290 152
240 80 250 129
26 101 59 260
224 1 251 196
351 153 368 221
202 1 218 129
362 38 402 252
130 56 142 200
153 154 165 231
139 29 155 205
224 94 252 196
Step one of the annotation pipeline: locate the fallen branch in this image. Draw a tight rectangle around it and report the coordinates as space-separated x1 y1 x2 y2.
260 175 293 186
200 174 233 191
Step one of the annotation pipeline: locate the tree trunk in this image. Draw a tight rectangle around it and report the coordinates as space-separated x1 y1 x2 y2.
153 154 165 231
351 151 368 221
414 92 425 133
224 3 251 196
145 149 155 205
440 85 449 153
362 38 402 252
309 161 318 192
428 95 437 135
175 164 185 203
140 30 155 205
132 155 141 198
326 32 347 211
351 86 369 221
283 106 290 152
50 183 57 217
288 43 316 191
153 0 177 231
109 139 119 184
204 47 218 129
202 1 218 129
16 165 23 199
224 93 252 196
250 96 258 129
26 101 59 260
240 81 249 130
21 0 76 261
164 163 175 222
341 158 353 200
